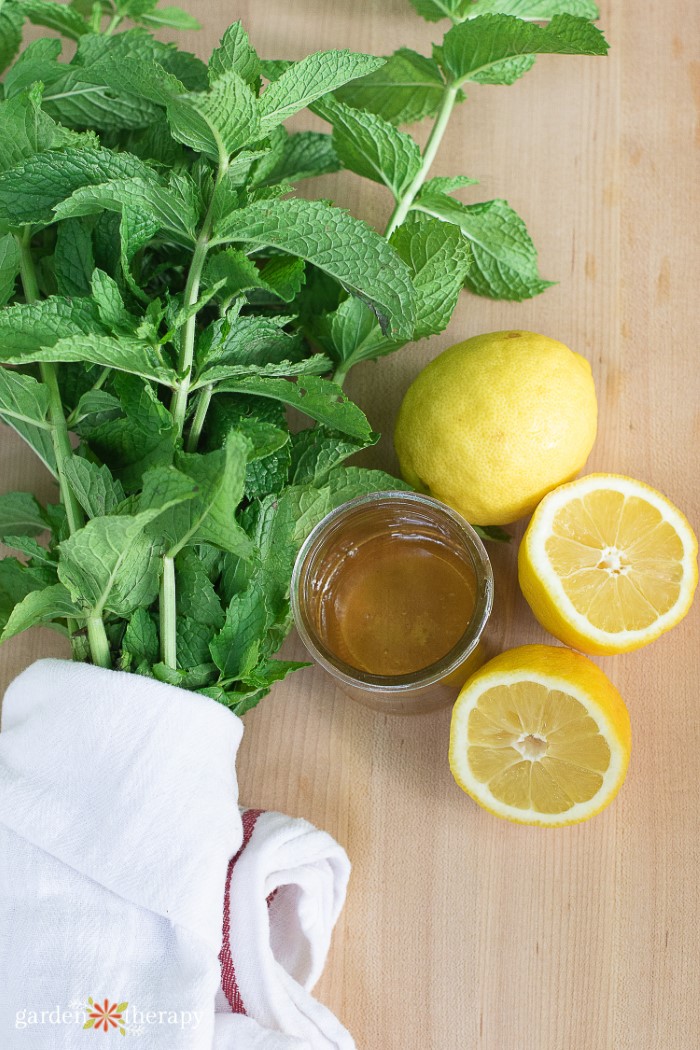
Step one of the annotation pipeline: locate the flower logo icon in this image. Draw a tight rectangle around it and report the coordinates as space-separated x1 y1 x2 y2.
83 998 128 1035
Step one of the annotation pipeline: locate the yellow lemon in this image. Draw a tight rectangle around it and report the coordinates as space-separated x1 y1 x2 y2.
394 330 597 525
449 645 631 826
519 474 698 654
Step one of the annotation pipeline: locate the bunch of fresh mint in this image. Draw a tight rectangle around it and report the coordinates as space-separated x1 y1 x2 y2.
0 0 607 712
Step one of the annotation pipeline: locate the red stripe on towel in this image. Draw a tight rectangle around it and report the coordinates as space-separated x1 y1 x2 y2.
220 808 264 1014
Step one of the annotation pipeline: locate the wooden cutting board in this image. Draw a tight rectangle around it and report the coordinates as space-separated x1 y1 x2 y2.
1 1 698 1046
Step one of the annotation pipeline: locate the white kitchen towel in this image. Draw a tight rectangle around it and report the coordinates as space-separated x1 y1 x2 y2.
0 658 244 1049
216 808 354 1050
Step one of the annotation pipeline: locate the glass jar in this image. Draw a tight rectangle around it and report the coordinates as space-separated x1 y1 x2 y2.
290 491 494 715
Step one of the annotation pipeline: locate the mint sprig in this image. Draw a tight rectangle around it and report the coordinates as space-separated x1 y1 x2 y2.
0 0 608 712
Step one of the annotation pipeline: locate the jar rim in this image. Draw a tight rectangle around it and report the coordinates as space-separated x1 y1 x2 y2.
290 490 494 694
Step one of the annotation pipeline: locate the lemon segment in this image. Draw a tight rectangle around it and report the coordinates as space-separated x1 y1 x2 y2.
519 474 698 654
449 645 631 826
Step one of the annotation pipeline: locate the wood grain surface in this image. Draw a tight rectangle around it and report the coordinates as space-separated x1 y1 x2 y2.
1 2 699 1047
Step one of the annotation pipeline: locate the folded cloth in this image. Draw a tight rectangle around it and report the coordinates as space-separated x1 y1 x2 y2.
0 660 355 1050
215 808 355 1050
0 659 244 1049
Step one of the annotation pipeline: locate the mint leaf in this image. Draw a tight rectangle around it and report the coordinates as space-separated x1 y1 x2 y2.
175 547 224 628
166 70 259 162
414 194 553 300
408 0 463 22
63 458 126 519
253 131 340 187
257 50 384 136
462 2 599 20
0 296 103 354
0 368 56 476
335 48 447 126
194 354 331 389
210 578 268 680
0 146 156 224
0 557 55 631
58 512 165 617
212 198 416 340
196 310 302 369
209 21 261 87
214 375 373 441
17 0 88 39
53 219 94 297
53 176 198 246
289 428 368 485
139 5 201 30
417 175 478 199
1 534 55 565
0 88 85 174
441 14 609 87
0 583 80 642
7 334 178 387
82 374 176 493
3 38 64 98
0 491 48 537
0 0 23 75
0 234 20 306
122 607 159 666
314 97 420 198
90 270 137 333
391 215 472 338
141 432 253 558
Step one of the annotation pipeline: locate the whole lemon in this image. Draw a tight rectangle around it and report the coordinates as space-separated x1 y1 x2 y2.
394 331 597 526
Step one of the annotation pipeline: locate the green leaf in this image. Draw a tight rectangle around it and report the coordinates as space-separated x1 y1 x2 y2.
0 146 157 225
141 432 253 558
0 491 48 537
326 465 412 508
176 616 215 668
175 547 224 628
166 70 259 162
441 14 609 87
197 311 302 370
1 583 80 642
0 296 103 355
209 21 261 87
473 523 512 542
253 131 340 187
122 607 159 666
0 234 20 306
408 0 463 22
6 334 178 387
390 214 472 338
0 0 23 75
90 269 137 333
0 556 55 631
0 88 86 174
194 354 330 390
462 1 599 19
53 219 94 297
289 427 367 485
212 198 415 340
1 534 55 565
53 176 198 247
2 38 64 98
82 373 176 492
17 0 88 39
0 368 56 477
71 389 123 433
314 97 421 198
210 579 268 680
139 5 201 30
335 48 448 126
257 50 384 136
58 511 166 617
418 175 478 198
414 194 553 300
214 375 373 441
63 457 126 519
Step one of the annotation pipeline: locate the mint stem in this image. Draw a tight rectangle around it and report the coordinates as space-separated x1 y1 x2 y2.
384 82 459 238
17 230 112 669
160 556 177 669
186 382 213 453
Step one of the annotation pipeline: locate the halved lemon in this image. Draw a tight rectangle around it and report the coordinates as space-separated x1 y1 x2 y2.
519 474 697 654
449 645 631 826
